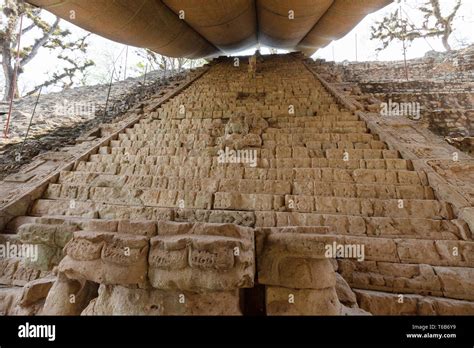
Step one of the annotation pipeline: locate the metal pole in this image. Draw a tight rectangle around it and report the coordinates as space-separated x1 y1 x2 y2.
19 86 42 155
103 66 116 117
4 14 24 138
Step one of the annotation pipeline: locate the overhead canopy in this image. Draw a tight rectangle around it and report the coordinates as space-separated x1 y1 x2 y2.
28 0 392 58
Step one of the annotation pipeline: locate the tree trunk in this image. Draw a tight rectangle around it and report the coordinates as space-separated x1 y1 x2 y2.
2 47 15 101
2 66 20 101
442 25 452 51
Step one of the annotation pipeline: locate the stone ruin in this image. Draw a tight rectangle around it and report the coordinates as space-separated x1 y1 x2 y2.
310 45 474 154
0 52 473 316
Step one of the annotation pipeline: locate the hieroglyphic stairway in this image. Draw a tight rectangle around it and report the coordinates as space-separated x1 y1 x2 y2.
1 53 473 315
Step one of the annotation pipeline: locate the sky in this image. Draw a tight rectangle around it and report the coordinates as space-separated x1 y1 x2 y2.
4 0 474 96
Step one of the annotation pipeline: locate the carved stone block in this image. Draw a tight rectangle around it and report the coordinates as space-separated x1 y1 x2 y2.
59 231 149 285
257 227 339 289
148 221 254 291
82 284 242 315
266 286 341 316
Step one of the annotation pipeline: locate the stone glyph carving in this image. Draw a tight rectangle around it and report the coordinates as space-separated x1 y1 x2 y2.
218 112 268 150
148 221 254 291
60 231 149 285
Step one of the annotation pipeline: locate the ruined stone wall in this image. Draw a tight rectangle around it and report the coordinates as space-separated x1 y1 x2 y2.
313 46 474 140
340 45 474 83
358 81 473 137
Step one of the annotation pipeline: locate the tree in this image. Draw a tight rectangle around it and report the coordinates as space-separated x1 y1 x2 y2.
0 0 94 101
370 0 462 52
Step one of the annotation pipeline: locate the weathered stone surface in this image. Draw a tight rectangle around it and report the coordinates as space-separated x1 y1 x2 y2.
257 227 340 289
0 286 25 315
20 276 55 306
340 305 372 316
82 284 242 315
18 223 78 247
60 231 149 285
434 266 474 301
42 273 99 315
335 272 357 307
117 220 157 237
338 260 474 301
0 277 55 315
355 289 474 315
459 207 474 238
148 221 254 291
266 286 341 315
0 257 49 286
25 244 63 271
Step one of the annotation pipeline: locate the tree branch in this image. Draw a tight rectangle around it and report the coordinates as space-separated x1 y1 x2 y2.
19 16 60 67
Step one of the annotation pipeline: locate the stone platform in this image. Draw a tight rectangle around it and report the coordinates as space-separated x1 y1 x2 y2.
0 53 473 316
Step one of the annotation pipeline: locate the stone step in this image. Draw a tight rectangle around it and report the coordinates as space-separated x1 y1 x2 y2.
155 106 343 116
141 118 364 130
80 155 412 171
325 149 400 160
90 147 400 162
265 126 368 134
267 114 359 122
28 201 466 240
254 212 468 240
45 186 214 210
55 176 288 194
55 174 434 199
214 193 453 219
270 120 367 128
338 260 474 301
254 228 474 267
7 212 466 241
134 115 363 132
102 146 400 161
48 179 434 201
262 140 388 150
29 199 254 225
354 289 474 315
73 164 426 185
262 132 376 143
109 138 388 151
291 181 434 199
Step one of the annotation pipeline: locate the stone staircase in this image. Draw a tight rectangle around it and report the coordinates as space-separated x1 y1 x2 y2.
1 53 473 315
